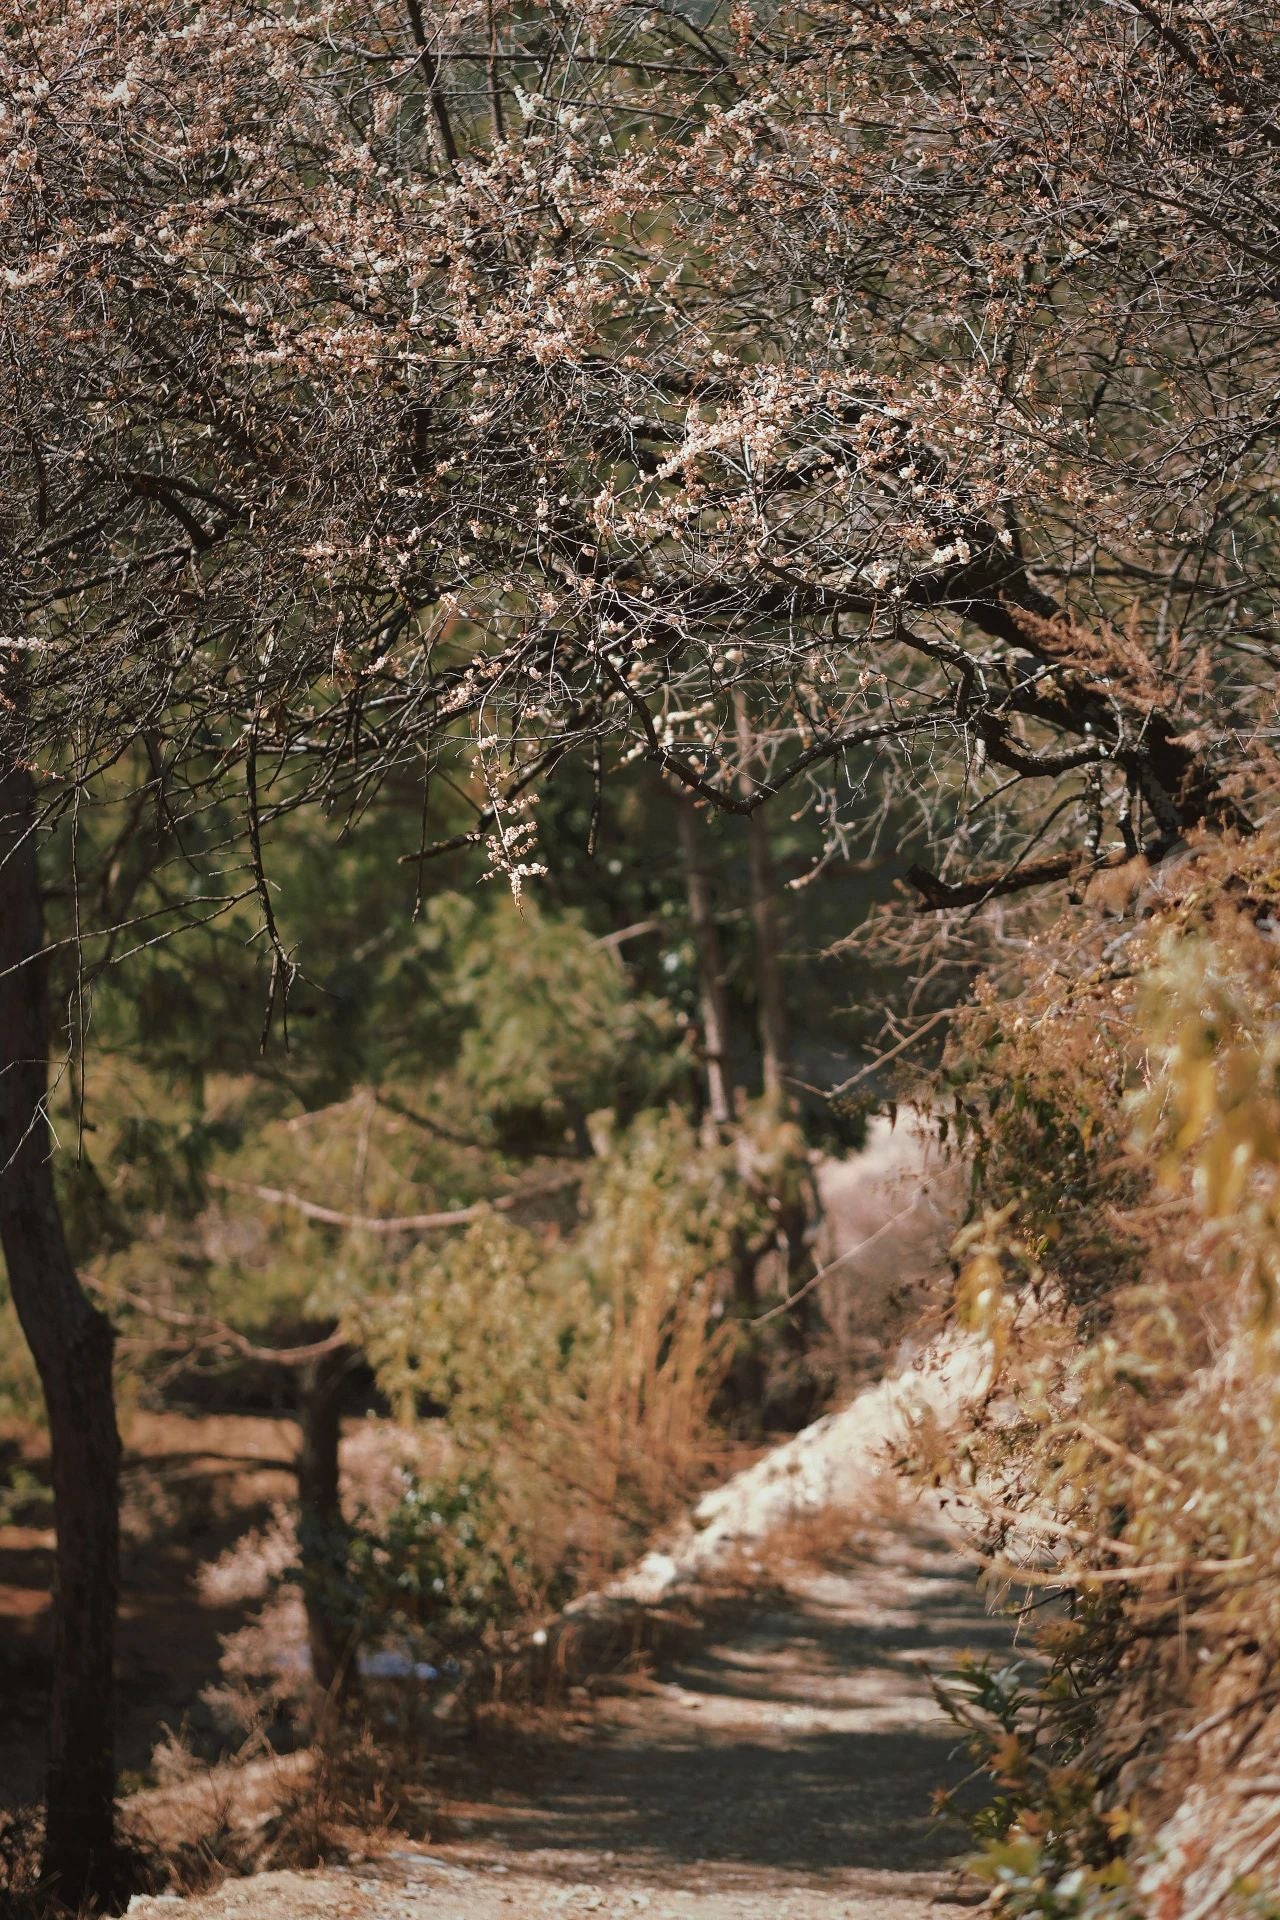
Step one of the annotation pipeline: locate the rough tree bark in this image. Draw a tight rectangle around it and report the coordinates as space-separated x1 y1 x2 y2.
0 760 121 1903
673 790 735 1131
296 1340 355 1705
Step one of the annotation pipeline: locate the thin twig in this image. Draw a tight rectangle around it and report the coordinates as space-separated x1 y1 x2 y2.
750 1197 921 1325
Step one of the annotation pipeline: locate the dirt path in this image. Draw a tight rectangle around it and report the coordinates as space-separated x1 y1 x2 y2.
131 1494 1005 1920
129 1130 999 1920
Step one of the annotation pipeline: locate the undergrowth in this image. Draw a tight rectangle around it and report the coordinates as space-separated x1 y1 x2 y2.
352 1105 784 1618
183 1107 797 1804
927 821 1280 1916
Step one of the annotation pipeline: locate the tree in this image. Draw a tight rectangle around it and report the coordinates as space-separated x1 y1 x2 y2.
0 762 120 1902
294 1339 359 1704
5 0 1279 1882
8 2 1275 899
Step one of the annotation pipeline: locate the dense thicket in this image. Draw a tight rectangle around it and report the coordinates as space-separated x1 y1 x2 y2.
932 813 1280 1916
5 1 1277 882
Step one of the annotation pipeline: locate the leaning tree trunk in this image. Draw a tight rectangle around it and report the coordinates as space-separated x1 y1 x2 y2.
673 791 735 1131
732 690 791 1113
0 761 120 1903
296 1340 355 1708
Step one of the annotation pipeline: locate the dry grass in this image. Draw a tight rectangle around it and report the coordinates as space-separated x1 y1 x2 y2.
120 1711 448 1899
585 1261 732 1527
522 1246 737 1598
934 815 1280 1913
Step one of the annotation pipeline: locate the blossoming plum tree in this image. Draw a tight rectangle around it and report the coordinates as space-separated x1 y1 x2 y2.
2 0 1277 1893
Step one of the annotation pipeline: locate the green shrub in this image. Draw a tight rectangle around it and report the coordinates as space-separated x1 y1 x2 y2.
345 1470 533 1654
354 1109 762 1610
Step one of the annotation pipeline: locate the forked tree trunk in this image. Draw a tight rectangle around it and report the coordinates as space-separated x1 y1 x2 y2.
296 1341 354 1705
733 691 790 1112
0 761 120 1903
673 791 734 1130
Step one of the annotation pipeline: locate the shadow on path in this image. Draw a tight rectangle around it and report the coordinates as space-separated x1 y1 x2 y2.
452 1508 1008 1894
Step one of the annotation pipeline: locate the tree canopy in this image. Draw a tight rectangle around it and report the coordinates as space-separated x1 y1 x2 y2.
7 0 1276 948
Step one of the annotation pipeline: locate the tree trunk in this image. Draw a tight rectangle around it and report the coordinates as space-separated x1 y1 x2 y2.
296 1341 354 1706
769 1175 830 1430
733 691 791 1111
673 791 734 1130
724 1233 767 1427
0 761 120 1904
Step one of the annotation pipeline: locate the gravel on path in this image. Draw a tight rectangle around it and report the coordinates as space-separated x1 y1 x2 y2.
129 1491 1003 1920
